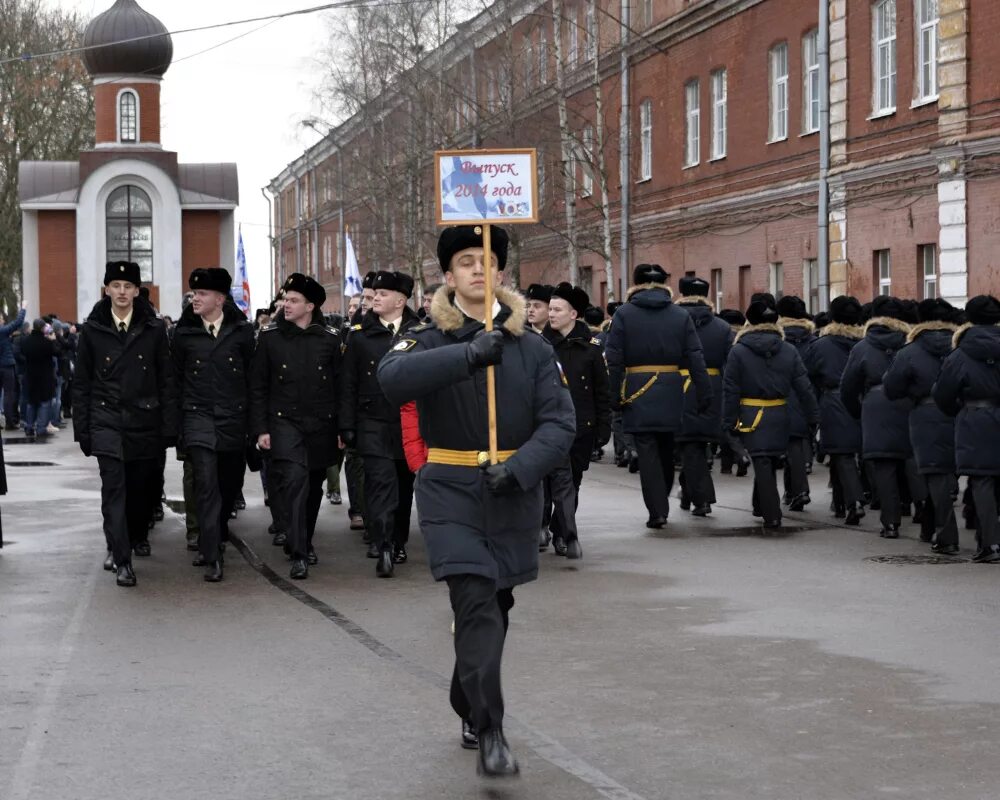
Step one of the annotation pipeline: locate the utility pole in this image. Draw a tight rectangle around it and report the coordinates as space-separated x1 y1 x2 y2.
817 0 831 311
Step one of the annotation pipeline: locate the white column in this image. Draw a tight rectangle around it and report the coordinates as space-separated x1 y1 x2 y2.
938 173 968 305
21 211 39 315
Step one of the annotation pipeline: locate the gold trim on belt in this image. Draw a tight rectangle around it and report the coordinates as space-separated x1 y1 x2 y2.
680 367 721 393
426 448 517 467
620 365 680 405
734 398 787 434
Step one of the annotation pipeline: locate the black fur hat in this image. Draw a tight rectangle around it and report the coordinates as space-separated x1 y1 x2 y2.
189 268 232 295
551 282 590 316
104 261 141 287
372 270 414 298
437 225 509 272
282 272 326 307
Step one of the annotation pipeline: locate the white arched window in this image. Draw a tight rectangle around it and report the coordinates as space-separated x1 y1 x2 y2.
106 185 153 282
118 90 138 143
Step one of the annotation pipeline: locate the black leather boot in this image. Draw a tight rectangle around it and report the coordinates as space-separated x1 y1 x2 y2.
477 728 519 778
204 561 223 582
376 546 394 578
116 563 136 587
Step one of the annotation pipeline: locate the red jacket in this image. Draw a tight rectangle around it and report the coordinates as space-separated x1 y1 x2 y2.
400 401 427 472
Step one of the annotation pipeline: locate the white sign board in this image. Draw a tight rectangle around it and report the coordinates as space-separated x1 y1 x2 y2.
435 149 539 226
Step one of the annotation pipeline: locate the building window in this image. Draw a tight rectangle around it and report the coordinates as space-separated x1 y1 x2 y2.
685 80 700 167
769 262 784 300
803 258 820 313
106 185 153 283
569 9 579 65
323 167 333 203
916 0 938 101
738 265 752 310
642 0 653 27
585 5 596 60
524 38 534 89
873 0 897 113
539 29 549 83
803 29 820 133
323 235 333 274
581 125 594 196
538 148 546 207
119 90 138 143
920 244 937 299
710 69 727 159
875 249 892 296
639 100 653 180
711 268 723 311
769 42 789 141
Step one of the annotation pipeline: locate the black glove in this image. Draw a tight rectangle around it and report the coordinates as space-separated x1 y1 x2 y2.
466 330 505 373
78 438 92 458
596 428 611 448
340 429 356 448
480 462 519 495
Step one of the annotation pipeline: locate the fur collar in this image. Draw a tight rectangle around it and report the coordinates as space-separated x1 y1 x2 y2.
864 316 912 337
429 284 526 336
949 322 1000 349
778 317 816 334
675 295 711 307
734 322 785 343
906 320 958 344
626 282 673 300
819 322 864 340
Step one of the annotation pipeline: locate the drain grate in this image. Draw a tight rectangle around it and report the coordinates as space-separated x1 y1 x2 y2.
865 554 969 565
6 461 56 467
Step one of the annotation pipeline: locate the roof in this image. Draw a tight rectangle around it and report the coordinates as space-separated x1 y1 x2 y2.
18 162 80 205
178 163 240 206
82 0 173 78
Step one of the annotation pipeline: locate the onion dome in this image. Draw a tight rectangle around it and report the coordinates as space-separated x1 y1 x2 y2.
82 0 173 78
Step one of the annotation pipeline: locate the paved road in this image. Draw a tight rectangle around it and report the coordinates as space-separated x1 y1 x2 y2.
1 431 998 799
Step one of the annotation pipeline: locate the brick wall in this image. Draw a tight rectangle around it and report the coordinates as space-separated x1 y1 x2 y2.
37 211 78 321
94 82 161 145
181 211 221 289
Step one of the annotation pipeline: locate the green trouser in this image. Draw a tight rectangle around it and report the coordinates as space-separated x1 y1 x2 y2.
182 457 200 545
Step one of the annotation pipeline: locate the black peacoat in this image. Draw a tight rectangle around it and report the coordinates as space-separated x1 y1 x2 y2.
883 322 957 475
675 297 733 443
804 322 863 454
19 331 58 406
172 300 255 453
840 316 913 460
777 318 816 439
73 297 178 461
542 319 612 446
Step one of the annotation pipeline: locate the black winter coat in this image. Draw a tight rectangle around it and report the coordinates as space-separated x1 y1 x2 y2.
840 317 913 460
20 331 58 405
933 323 1000 476
339 305 421 458
778 318 816 439
805 322 863 454
722 323 818 457
249 311 342 469
675 298 733 443
883 322 957 475
378 286 575 589
543 320 612 445
605 284 712 434
73 297 178 461
172 301 255 453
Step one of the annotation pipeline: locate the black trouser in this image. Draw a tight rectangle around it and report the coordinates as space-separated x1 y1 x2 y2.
188 447 245 562
871 459 904 527
154 449 167 512
447 574 515 732
549 434 594 539
968 476 1000 555
634 432 674 519
784 437 810 500
680 441 715 507
345 447 365 517
277 460 326 559
97 456 159 566
752 456 781 523
182 457 200 546
1 365 17 425
905 458 927 506
925 473 959 548
362 454 414 548
265 454 289 535
831 453 865 507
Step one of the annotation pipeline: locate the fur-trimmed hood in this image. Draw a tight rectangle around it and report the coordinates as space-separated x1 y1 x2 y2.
819 322 864 340
734 322 785 343
952 321 1000 353
864 316 912 337
907 320 958 345
674 295 711 307
429 284 526 336
626 282 673 300
734 322 785 358
778 317 816 334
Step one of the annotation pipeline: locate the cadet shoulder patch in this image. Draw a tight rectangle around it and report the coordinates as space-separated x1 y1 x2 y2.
590 337 602 346
351 324 362 331
392 338 418 353
409 322 433 333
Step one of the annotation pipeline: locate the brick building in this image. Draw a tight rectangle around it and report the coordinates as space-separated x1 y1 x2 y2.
19 0 239 321
268 0 993 313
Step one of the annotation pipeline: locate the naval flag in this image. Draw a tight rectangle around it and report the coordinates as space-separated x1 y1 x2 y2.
344 229 362 297
231 227 250 318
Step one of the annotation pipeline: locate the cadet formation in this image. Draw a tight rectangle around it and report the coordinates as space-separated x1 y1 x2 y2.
67 225 1000 779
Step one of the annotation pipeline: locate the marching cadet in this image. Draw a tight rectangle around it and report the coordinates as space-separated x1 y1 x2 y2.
605 264 712 528
172 268 254 582
775 296 816 511
933 295 1000 563
805 296 866 524
344 280 373 532
378 225 574 777
249 273 342 579
722 300 818 529
674 276 733 516
541 282 611 558
74 261 177 587
883 298 960 549
524 283 552 333
840 296 915 539
339 270 421 577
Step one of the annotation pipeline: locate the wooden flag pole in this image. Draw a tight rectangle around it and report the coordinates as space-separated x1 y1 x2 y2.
482 223 499 465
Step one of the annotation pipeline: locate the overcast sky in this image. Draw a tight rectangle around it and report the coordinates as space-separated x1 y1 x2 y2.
61 0 331 309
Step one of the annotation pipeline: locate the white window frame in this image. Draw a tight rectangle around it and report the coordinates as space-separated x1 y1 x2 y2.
639 100 653 181
684 80 700 168
569 10 579 66
581 125 594 196
769 43 789 142
920 244 938 299
711 268 723 311
803 29 820 133
323 235 333 273
769 262 784 299
585 5 597 61
539 29 549 83
803 258 820 313
877 249 892 296
642 0 653 27
710 69 727 160
524 38 534 89
873 0 897 115
915 0 939 102
538 147 546 207
116 88 139 144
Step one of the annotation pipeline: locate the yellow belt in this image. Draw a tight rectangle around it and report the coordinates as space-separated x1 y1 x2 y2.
620 365 680 405
426 448 516 467
735 398 787 434
681 367 721 393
